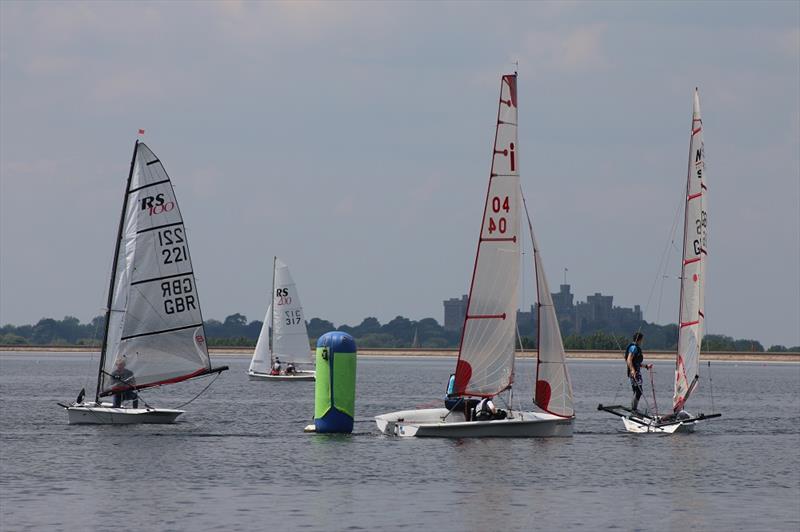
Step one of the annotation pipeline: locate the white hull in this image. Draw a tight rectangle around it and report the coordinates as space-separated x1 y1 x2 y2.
375 408 573 438
621 413 697 434
65 402 184 425
248 370 315 381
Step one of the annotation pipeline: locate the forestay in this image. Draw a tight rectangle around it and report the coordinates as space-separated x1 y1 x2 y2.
99 142 212 396
249 304 272 374
272 258 312 364
455 74 520 397
674 89 707 412
522 194 574 418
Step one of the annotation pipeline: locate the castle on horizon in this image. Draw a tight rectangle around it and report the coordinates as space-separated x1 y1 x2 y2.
443 284 643 337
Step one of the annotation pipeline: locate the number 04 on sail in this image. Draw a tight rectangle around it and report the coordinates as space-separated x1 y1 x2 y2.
62 141 228 424
375 73 574 438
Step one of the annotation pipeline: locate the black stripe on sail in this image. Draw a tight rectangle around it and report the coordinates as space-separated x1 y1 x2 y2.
137 221 183 235
146 159 161 166
128 179 170 194
130 271 194 286
121 323 203 341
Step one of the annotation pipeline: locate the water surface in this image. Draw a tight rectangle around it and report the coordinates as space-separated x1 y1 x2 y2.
1 353 798 531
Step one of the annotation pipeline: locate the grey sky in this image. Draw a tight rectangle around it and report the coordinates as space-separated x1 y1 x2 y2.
1 1 798 347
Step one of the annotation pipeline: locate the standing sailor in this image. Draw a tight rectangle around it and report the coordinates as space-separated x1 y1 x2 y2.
625 332 651 412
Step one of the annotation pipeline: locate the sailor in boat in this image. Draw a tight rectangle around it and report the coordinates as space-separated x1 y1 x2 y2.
110 357 139 409
625 332 651 413
271 357 282 376
444 374 462 410
474 397 507 421
285 362 296 375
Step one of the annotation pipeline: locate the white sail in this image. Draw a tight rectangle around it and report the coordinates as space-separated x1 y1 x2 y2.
674 89 707 412
522 193 574 418
271 258 312 364
99 142 212 396
249 304 272 374
455 74 520 397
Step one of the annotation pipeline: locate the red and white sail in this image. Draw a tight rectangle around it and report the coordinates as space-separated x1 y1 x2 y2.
100 142 212 396
673 89 707 412
522 193 574 418
454 74 520 397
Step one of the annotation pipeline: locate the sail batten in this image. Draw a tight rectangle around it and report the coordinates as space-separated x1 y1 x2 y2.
673 89 707 412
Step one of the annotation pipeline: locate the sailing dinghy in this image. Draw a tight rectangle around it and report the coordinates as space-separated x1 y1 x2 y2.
62 141 228 424
598 89 721 433
375 73 574 438
248 257 315 381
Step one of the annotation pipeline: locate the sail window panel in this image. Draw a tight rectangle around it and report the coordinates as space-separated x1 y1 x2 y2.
126 224 193 285
100 326 210 394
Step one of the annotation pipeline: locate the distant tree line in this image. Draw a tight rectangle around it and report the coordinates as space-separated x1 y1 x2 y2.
2 315 796 353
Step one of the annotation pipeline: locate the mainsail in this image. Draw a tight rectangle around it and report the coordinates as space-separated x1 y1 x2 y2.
673 89 707 412
455 74 520 397
521 192 574 418
271 258 312 364
249 304 272 374
98 142 213 397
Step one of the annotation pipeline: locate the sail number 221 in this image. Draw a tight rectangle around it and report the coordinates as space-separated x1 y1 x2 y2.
157 228 188 265
488 196 510 234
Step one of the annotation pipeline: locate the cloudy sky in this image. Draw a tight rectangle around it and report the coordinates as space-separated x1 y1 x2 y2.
1 1 798 347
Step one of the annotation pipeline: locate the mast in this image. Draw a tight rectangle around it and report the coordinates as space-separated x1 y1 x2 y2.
95 140 139 402
270 255 276 363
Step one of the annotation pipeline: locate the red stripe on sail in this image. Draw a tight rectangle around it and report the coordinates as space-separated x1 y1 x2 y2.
684 257 701 265
692 127 702 136
687 192 702 200
680 320 700 328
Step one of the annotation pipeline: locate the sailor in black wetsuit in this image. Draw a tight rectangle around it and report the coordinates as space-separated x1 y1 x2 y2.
625 332 650 413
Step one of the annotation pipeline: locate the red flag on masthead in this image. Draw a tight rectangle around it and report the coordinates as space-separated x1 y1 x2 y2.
138 129 145 135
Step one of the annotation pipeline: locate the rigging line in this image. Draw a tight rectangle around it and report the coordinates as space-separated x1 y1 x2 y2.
639 186 685 330
173 371 221 409
707 360 716 414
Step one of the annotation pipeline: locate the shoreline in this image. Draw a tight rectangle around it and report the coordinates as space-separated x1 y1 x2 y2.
1 346 798 362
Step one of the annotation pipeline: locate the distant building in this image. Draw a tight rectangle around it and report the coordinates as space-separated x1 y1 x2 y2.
443 295 469 331
443 284 643 336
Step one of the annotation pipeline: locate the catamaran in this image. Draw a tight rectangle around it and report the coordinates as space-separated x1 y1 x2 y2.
248 257 315 381
62 140 228 424
598 89 721 433
375 73 574 437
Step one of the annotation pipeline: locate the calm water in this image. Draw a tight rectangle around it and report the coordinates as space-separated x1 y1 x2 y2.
1 352 798 531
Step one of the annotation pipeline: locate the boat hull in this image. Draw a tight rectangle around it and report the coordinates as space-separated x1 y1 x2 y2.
65 402 184 425
375 408 573 438
248 370 315 381
621 415 697 434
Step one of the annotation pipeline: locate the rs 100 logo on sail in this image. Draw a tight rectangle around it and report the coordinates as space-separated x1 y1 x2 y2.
141 193 175 216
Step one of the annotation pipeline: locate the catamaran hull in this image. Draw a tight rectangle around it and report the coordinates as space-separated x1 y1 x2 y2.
375 408 573 438
248 370 315 381
65 403 184 425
